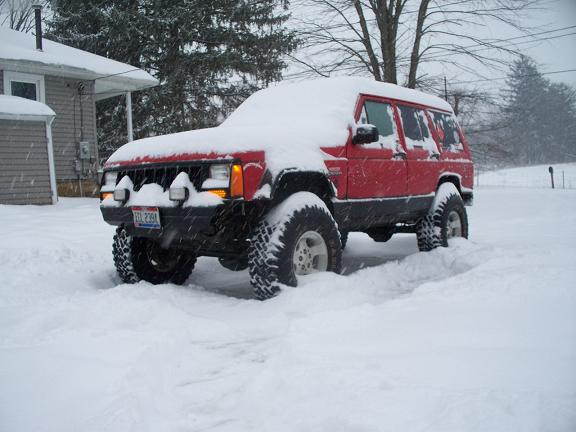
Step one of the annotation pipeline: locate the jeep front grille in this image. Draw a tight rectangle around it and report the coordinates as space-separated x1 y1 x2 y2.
115 165 209 191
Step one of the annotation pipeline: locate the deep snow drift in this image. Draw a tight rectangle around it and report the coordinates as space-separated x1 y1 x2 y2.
1 187 575 431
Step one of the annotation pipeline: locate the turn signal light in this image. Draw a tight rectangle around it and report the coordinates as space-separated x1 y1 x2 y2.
230 164 244 198
207 189 227 199
100 192 113 201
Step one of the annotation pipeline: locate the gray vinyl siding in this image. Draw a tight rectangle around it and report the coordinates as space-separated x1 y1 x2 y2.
44 75 97 180
0 119 52 205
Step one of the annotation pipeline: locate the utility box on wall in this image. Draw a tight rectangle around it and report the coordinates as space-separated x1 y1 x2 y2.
79 141 91 160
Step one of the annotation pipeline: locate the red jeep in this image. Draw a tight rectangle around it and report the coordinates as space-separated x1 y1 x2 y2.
100 77 473 299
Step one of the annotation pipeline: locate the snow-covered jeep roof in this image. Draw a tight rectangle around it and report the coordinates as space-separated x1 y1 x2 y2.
106 77 452 174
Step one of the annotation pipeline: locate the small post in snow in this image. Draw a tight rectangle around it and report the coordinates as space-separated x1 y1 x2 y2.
444 76 448 101
548 166 555 189
562 171 565 189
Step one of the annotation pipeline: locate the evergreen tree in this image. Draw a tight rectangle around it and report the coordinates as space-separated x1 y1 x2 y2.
47 0 297 160
500 56 576 165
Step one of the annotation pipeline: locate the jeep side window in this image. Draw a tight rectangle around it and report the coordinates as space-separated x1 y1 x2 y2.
397 105 438 153
359 100 398 150
431 111 464 152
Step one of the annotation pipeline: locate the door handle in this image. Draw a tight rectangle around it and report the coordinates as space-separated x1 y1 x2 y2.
393 151 407 160
430 153 440 160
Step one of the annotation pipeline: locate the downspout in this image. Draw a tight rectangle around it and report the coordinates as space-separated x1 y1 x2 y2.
126 92 133 142
45 116 58 204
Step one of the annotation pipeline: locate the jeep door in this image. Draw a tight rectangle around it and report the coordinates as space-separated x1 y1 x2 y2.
347 97 407 199
395 103 442 196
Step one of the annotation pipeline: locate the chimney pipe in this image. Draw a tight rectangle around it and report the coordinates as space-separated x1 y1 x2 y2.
33 4 42 51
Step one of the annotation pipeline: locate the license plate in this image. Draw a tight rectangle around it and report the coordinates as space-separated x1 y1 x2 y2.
132 207 161 229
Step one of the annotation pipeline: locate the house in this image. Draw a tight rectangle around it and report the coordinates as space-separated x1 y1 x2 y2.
0 94 57 204
0 15 158 204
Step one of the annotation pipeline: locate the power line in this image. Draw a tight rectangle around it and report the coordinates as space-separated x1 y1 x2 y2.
450 68 576 85
417 29 576 63
289 24 576 80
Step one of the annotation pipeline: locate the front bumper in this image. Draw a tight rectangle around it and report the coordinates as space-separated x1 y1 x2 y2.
100 205 222 238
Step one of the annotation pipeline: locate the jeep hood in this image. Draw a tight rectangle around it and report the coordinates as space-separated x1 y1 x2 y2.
106 77 452 174
105 122 349 175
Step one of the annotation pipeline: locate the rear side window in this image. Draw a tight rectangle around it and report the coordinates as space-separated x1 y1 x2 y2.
359 100 399 150
431 111 464 152
397 105 438 153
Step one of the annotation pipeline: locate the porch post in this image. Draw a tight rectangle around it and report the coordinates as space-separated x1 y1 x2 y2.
126 91 133 142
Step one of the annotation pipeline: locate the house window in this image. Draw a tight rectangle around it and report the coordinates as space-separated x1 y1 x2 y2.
4 72 45 103
11 81 37 100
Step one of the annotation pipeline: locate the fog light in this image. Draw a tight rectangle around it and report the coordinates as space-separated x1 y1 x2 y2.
169 187 189 202
113 188 129 202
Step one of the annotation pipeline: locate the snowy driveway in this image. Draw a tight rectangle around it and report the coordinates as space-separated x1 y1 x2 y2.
1 188 575 431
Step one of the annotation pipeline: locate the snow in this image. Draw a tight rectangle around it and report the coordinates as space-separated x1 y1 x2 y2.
1 182 576 431
264 191 334 251
170 172 224 207
102 172 224 208
106 77 452 174
0 28 158 95
0 95 55 118
477 163 576 189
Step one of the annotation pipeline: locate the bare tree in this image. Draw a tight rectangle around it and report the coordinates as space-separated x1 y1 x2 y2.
1 0 47 32
291 0 539 88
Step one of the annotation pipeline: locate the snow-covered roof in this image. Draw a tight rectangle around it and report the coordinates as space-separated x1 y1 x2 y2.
106 77 454 174
0 27 158 100
0 94 55 120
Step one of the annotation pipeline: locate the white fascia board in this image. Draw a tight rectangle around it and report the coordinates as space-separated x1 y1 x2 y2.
0 113 55 121
0 59 159 99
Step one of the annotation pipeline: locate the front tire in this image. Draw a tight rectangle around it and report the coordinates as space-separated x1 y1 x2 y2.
112 226 196 284
248 192 342 300
416 183 469 252
340 231 349 250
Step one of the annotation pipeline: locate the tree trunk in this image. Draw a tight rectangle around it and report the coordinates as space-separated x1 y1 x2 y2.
407 0 430 88
354 0 382 81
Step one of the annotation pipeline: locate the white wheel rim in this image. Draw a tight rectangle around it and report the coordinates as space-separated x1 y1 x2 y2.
446 210 463 239
293 231 328 275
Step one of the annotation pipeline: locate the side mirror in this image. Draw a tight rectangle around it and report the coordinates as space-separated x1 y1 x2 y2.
353 124 379 145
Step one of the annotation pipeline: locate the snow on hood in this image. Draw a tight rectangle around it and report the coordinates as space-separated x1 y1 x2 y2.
106 77 452 174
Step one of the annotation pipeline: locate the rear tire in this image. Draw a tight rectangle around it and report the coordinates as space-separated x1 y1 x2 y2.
112 226 196 284
248 192 342 300
416 183 468 252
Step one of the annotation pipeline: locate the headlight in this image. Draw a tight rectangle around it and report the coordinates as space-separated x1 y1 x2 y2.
104 171 118 186
209 164 230 180
113 188 129 203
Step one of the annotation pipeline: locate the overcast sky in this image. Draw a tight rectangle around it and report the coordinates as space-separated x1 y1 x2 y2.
286 0 576 94
526 0 576 87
